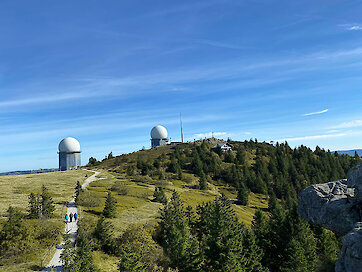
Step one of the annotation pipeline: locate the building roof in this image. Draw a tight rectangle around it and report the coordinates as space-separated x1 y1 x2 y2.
212 142 233 149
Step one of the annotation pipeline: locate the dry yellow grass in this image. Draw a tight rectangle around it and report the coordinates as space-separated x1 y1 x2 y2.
0 169 89 217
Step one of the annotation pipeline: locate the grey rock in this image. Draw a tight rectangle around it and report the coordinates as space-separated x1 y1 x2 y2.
348 163 362 201
298 179 359 235
298 163 362 272
335 222 362 272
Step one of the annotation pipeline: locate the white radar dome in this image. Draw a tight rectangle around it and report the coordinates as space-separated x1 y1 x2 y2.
59 137 81 153
151 125 168 139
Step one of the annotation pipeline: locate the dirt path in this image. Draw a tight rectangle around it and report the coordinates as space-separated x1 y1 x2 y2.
42 170 100 272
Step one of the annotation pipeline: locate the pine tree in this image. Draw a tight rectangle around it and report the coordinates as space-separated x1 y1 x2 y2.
177 164 183 180
118 245 146 272
237 181 248 205
103 192 117 218
196 194 250 271
75 181 83 202
242 229 266 272
41 185 55 218
159 191 200 272
94 216 115 254
192 151 204 177
72 232 97 272
199 172 208 190
153 187 167 204
0 206 28 255
28 192 40 219
126 164 135 176
60 234 74 270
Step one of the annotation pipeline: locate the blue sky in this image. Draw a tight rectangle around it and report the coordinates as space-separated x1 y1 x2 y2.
1 0 362 172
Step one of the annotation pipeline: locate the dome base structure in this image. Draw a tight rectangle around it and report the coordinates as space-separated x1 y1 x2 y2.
151 138 169 148
59 151 81 171
58 137 82 171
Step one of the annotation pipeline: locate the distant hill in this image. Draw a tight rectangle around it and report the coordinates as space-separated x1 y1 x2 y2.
0 168 58 176
335 149 362 157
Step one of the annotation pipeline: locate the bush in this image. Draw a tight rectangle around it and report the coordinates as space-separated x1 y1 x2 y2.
111 182 129 196
133 175 153 184
76 191 101 207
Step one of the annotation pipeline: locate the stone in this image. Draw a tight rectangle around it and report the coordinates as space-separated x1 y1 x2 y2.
298 179 359 235
335 222 362 272
298 162 362 272
347 163 362 201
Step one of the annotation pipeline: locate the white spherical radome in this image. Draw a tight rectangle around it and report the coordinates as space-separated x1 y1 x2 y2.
151 125 168 139
58 137 81 153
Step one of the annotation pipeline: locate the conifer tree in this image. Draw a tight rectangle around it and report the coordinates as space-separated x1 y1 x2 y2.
176 164 183 180
72 232 97 272
75 181 83 202
192 150 204 177
159 191 200 272
127 165 136 176
237 181 248 205
242 229 266 272
0 206 28 255
41 185 55 218
28 192 40 219
118 245 146 272
61 234 74 270
94 216 115 254
199 172 208 190
236 148 246 164
153 187 167 204
103 192 117 218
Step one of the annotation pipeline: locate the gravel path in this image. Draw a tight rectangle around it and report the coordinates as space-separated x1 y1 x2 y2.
42 170 100 271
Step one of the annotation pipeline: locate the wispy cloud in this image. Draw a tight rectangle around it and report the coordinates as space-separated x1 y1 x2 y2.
276 133 346 142
194 132 228 138
342 24 362 31
303 109 329 116
0 91 100 108
333 120 362 129
195 39 244 50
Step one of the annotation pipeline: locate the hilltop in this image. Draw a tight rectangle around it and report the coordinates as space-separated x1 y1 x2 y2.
1 139 361 271
76 138 361 271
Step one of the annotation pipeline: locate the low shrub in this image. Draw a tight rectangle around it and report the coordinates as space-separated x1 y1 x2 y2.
76 192 100 207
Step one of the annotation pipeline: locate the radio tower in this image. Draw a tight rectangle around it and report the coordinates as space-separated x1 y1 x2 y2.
180 112 184 143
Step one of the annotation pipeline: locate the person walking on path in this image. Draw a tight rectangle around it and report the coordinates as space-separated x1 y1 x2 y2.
69 212 73 223
65 213 69 223
74 212 78 222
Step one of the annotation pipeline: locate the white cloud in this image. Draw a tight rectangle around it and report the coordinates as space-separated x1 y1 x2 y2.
276 133 346 142
303 109 328 116
333 120 362 129
326 129 340 134
194 132 228 138
347 25 362 31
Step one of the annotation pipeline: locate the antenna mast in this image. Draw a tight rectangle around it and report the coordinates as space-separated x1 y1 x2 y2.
180 112 184 143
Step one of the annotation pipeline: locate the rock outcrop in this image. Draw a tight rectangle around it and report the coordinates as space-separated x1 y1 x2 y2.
298 179 359 235
335 222 362 272
348 163 362 201
298 162 362 272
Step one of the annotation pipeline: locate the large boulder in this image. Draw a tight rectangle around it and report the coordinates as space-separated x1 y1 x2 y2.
298 162 362 272
298 179 359 235
348 163 362 201
335 222 362 272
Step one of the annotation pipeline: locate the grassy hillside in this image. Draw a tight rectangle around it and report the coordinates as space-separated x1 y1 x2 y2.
0 170 90 216
0 169 90 271
85 143 268 228
0 139 357 271
81 139 358 271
